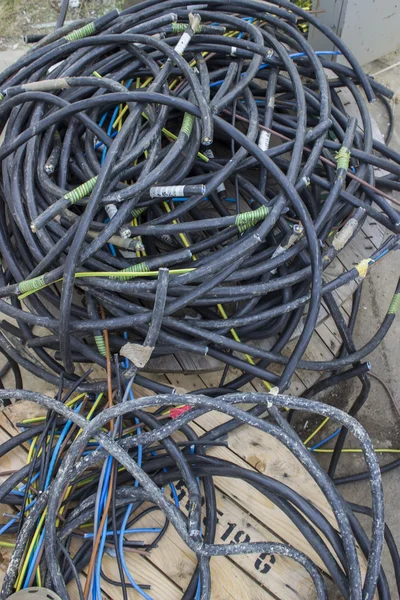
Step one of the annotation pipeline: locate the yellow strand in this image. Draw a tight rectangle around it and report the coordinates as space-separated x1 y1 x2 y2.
303 417 330 446
162 202 272 390
15 511 46 590
311 448 400 454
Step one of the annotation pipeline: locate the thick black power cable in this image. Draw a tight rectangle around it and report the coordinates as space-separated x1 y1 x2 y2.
0 388 391 600
0 2 398 395
0 3 399 598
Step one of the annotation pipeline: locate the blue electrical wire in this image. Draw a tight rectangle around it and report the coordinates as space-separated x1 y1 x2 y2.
23 529 45 588
0 499 36 536
44 404 82 490
118 503 153 600
195 577 201 600
309 428 341 452
117 374 154 600
23 403 84 588
84 528 162 539
373 248 390 262
9 471 40 497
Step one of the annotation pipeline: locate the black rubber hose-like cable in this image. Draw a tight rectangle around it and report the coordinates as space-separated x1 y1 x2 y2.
0 3 398 394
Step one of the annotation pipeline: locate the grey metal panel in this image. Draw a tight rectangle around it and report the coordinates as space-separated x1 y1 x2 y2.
309 0 400 66
340 0 400 65
308 0 348 53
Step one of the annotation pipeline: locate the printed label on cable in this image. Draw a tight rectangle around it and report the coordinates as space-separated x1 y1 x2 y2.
105 204 118 219
150 185 186 198
258 130 271 151
174 32 191 55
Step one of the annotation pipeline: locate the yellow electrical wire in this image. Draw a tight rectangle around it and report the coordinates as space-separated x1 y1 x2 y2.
311 448 400 453
15 511 46 590
109 74 209 162
303 417 330 446
15 392 103 585
111 77 152 129
59 392 105 526
163 200 272 390
20 393 87 424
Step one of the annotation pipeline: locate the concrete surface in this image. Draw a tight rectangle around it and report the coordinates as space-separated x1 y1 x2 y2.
0 50 24 72
0 46 399 596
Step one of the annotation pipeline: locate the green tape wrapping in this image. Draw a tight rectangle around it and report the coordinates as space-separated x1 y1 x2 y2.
19 275 46 293
181 113 195 138
172 22 202 33
94 335 107 356
65 22 96 41
335 146 351 171
235 206 269 233
65 176 97 204
131 206 147 218
172 23 187 33
113 261 150 281
388 292 400 315
0 93 4 102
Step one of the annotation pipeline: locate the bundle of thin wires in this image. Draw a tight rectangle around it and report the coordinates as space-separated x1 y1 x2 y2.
0 0 398 400
0 383 398 600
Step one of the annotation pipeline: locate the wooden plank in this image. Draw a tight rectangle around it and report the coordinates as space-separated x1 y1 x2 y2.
0 383 372 599
146 354 183 373
175 351 222 373
281 329 335 391
101 552 183 600
143 488 317 600
133 502 278 599
164 372 364 573
361 219 387 250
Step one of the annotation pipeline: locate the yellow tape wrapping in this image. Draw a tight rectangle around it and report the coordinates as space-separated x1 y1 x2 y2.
355 258 370 279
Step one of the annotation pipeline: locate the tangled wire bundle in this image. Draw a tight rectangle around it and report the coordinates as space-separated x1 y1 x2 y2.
0 386 397 600
0 0 398 397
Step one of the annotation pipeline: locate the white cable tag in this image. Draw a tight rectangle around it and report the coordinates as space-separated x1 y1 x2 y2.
174 32 191 55
105 204 117 219
150 185 186 198
258 130 271 151
270 244 285 274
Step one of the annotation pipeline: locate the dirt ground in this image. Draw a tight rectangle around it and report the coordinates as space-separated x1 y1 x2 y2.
0 0 122 50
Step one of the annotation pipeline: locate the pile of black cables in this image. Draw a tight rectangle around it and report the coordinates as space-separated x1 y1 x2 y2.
0 386 398 600
0 0 399 397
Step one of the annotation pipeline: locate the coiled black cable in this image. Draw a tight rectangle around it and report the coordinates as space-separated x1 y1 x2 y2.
0 1 398 395
0 387 392 600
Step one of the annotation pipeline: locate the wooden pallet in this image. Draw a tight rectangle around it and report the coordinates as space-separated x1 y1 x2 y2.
0 371 373 600
0 217 387 599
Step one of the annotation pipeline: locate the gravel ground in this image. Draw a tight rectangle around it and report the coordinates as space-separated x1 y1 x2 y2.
0 0 122 51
